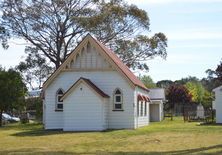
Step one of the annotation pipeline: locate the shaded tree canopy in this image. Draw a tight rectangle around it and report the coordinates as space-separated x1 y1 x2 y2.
16 47 53 89
205 59 222 91
0 67 27 126
139 75 156 88
1 0 167 70
0 26 9 49
174 76 199 85
156 80 173 89
166 84 192 104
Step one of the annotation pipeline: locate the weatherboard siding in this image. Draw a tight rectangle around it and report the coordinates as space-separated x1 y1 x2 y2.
63 83 106 131
44 71 135 129
134 87 150 128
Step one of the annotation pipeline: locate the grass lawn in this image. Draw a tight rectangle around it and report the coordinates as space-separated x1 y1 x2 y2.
1 118 222 155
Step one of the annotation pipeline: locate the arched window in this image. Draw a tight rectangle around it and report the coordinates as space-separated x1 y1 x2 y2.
113 89 123 110
56 89 64 110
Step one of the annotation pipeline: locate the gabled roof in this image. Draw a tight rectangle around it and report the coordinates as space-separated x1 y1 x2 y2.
212 85 222 92
61 77 109 100
93 38 147 91
43 34 148 91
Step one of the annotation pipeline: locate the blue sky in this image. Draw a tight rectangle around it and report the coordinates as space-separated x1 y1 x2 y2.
128 0 222 82
0 0 222 82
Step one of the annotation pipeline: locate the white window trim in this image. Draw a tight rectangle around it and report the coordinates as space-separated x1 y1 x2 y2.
113 88 123 111
144 102 147 116
56 89 64 111
140 101 143 116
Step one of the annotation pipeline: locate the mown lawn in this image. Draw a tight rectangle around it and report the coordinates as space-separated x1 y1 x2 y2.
1 118 222 155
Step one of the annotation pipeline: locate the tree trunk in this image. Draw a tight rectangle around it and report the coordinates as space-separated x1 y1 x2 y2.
0 110 2 127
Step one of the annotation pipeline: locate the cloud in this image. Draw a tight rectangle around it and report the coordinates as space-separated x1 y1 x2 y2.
171 43 222 48
165 28 222 41
170 7 222 14
126 0 222 5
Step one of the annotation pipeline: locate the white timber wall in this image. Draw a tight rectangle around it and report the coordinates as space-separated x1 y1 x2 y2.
44 71 134 129
44 40 135 130
63 83 107 131
134 87 149 128
150 100 163 122
214 87 222 123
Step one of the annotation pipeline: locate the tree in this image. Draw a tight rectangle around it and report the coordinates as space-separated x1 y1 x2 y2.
16 47 53 89
1 0 167 70
175 76 199 85
166 84 192 105
156 80 173 89
205 60 222 90
0 67 27 126
139 75 156 88
0 26 9 49
202 90 213 108
185 82 205 104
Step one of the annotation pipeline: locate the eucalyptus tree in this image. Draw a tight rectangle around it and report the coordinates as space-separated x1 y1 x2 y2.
1 0 167 70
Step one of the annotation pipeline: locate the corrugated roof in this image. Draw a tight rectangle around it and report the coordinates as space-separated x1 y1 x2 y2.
43 34 148 91
93 37 148 91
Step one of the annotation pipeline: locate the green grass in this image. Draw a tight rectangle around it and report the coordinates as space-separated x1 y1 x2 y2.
1 117 222 155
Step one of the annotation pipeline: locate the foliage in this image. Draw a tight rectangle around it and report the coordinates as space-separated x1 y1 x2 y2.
156 80 173 89
175 76 199 85
166 84 192 104
207 60 222 81
1 0 167 70
185 82 205 104
0 26 9 49
16 47 53 89
202 90 213 108
205 60 222 91
139 75 156 88
0 67 27 126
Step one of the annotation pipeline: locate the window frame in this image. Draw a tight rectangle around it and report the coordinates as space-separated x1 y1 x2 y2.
113 88 123 111
55 89 64 111
140 101 143 116
144 102 147 116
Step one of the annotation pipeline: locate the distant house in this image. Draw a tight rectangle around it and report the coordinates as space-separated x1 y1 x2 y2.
27 89 41 98
42 34 162 131
212 85 222 123
26 89 42 120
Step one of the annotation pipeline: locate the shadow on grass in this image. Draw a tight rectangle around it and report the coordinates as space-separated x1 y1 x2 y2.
196 122 222 127
1 144 222 155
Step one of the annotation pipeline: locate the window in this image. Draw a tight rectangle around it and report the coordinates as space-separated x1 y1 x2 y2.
113 89 123 110
144 102 147 116
140 102 143 116
137 101 140 116
56 89 64 111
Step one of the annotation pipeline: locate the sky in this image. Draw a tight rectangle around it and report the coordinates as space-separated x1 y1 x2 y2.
0 0 222 82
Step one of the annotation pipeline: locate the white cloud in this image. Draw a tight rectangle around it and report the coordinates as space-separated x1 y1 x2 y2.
126 0 222 5
165 28 222 41
171 43 222 48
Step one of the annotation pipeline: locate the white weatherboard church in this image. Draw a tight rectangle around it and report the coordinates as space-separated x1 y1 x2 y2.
42 34 160 131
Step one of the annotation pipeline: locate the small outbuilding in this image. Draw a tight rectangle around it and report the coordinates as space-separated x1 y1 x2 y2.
148 88 165 122
212 85 222 123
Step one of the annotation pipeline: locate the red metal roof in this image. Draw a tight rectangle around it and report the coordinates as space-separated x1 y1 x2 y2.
63 77 109 99
137 94 144 101
43 34 148 91
137 94 150 102
93 37 148 91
